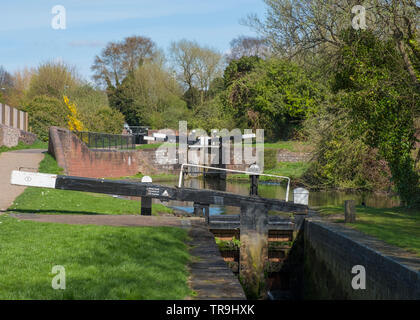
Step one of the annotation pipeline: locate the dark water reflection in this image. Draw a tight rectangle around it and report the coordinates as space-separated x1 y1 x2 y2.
152 178 400 215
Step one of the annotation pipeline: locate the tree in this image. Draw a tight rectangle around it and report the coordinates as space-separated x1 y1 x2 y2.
7 67 34 107
92 36 157 88
0 66 13 89
247 0 420 87
27 61 79 99
169 39 200 97
222 58 326 139
130 62 188 128
170 39 224 107
227 35 271 61
0 66 14 104
333 29 420 206
223 55 262 88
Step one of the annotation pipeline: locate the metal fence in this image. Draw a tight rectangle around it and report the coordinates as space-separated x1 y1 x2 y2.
127 126 149 144
74 131 135 150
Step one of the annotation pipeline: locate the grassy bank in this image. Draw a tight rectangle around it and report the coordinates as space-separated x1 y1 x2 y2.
318 205 420 256
136 143 178 150
227 161 310 182
0 215 191 299
115 172 178 182
8 153 174 216
0 140 48 154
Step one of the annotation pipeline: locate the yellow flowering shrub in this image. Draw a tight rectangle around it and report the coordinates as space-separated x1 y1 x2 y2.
63 95 85 132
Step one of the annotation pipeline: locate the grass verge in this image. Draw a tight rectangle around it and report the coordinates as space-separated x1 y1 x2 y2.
0 140 48 154
227 161 310 182
114 172 178 182
318 205 420 256
8 153 174 216
0 215 191 299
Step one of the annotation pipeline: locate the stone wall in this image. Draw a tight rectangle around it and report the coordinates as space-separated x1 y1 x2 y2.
18 130 37 145
0 124 20 147
136 148 181 175
303 219 420 299
134 145 312 175
0 124 37 147
277 150 311 162
48 127 138 178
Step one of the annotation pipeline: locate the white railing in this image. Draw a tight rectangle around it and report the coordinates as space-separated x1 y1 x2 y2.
178 163 291 202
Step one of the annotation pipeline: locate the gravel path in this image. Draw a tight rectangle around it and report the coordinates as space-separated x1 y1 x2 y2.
0 149 46 211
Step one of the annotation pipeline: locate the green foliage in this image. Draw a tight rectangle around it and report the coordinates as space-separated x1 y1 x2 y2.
333 29 420 205
215 237 240 251
87 107 125 134
66 84 124 134
107 76 138 126
38 153 64 175
222 58 326 139
182 87 201 109
27 62 79 99
264 148 277 170
188 96 234 132
22 95 68 141
108 62 188 129
223 56 261 88
302 107 392 191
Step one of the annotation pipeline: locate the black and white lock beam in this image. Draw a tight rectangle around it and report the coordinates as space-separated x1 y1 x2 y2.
10 170 309 213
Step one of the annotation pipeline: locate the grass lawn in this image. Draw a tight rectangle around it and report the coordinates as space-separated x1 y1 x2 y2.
227 161 310 182
136 141 310 152
136 143 178 150
8 153 174 216
0 215 191 299
0 140 48 154
257 140 312 152
318 205 420 257
114 172 178 182
8 187 173 216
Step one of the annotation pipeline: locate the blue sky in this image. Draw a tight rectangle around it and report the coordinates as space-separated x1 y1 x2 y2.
1 0 267 81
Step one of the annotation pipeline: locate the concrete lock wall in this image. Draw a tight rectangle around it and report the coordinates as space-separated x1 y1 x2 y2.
303 219 420 300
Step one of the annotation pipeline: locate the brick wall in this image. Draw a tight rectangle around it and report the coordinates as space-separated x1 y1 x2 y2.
48 127 138 178
303 219 420 299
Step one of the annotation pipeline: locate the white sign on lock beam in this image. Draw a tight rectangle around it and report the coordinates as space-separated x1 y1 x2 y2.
153 133 167 139
11 170 57 189
293 188 309 205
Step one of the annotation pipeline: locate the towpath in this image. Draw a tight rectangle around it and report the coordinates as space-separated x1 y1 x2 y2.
0 149 46 211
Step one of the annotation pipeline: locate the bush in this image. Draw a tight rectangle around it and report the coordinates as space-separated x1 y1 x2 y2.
22 95 68 141
27 62 79 99
89 107 125 134
67 85 125 134
264 149 277 171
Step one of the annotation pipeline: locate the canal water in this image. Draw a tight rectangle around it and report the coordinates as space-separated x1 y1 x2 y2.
151 177 400 215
